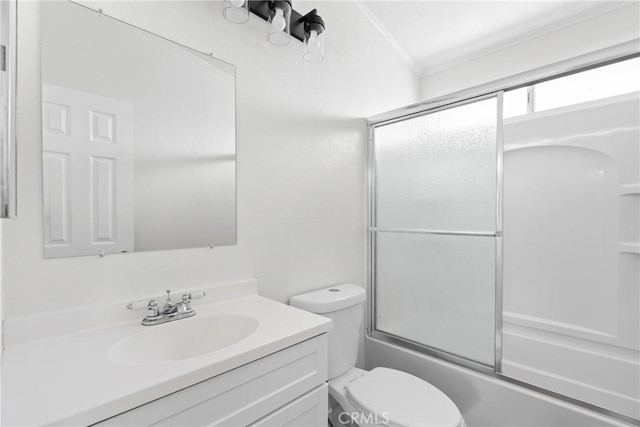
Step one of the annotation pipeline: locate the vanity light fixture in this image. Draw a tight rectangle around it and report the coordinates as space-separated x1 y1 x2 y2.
223 0 326 62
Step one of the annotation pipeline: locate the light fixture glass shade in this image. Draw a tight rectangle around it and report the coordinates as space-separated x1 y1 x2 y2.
303 29 325 62
223 0 249 24
267 1 291 46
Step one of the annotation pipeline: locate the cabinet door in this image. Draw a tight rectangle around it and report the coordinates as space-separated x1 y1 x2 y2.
249 384 328 427
95 335 328 426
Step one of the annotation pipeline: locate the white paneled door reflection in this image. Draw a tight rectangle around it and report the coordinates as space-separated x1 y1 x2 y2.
42 84 134 258
371 95 500 367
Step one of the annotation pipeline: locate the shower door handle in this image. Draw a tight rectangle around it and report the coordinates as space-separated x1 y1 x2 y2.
369 227 500 238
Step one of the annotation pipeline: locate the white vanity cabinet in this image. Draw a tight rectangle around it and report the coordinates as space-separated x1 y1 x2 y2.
3 284 332 426
94 335 328 427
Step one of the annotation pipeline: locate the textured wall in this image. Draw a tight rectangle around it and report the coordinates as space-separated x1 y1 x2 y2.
0 0 418 318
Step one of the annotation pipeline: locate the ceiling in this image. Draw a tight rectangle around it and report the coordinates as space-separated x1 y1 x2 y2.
352 1 634 76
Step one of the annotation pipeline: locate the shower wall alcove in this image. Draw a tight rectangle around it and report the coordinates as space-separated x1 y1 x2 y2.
502 92 639 418
366 54 640 422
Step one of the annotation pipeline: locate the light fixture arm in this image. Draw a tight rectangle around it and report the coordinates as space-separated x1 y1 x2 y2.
301 9 325 37
247 0 323 43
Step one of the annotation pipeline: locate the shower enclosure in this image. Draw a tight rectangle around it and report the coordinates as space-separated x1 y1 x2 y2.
367 54 639 422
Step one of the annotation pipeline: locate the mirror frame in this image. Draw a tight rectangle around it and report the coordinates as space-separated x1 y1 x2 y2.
1 0 17 218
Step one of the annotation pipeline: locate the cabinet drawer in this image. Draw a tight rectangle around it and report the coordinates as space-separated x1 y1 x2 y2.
250 383 328 427
95 334 328 426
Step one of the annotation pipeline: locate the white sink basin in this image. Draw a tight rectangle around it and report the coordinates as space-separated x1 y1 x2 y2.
108 314 259 365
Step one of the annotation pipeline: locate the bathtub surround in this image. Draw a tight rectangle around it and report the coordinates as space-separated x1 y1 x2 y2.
366 338 633 427
501 92 639 418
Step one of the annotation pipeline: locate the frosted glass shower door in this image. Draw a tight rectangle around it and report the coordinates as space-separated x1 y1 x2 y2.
370 95 501 367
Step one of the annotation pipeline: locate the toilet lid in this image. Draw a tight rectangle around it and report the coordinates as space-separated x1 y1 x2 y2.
346 367 462 427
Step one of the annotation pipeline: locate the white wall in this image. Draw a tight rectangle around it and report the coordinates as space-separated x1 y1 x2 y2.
0 0 418 319
419 3 640 100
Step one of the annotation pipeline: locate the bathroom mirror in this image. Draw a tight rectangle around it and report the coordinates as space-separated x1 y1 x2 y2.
40 1 236 258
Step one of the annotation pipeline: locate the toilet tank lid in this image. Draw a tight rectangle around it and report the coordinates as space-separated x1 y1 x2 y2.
289 284 366 313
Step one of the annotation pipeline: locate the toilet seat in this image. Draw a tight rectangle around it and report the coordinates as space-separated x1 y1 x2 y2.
346 367 463 427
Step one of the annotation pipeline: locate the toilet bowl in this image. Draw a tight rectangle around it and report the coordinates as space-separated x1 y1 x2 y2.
290 284 465 427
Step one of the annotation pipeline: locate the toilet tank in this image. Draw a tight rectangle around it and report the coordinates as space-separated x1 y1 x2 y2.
290 284 366 380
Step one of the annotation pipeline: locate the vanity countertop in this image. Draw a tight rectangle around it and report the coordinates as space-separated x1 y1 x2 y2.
1 280 332 426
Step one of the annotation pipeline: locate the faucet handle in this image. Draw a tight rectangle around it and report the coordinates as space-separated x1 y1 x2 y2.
127 300 150 311
178 290 205 312
189 290 206 300
127 299 160 318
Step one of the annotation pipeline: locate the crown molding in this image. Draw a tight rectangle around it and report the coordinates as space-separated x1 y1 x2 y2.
350 0 421 75
418 2 635 77
349 0 636 79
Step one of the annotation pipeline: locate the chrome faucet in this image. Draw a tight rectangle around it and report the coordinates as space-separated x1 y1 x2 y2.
127 289 206 326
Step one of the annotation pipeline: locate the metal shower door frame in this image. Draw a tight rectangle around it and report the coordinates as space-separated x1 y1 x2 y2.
366 92 504 374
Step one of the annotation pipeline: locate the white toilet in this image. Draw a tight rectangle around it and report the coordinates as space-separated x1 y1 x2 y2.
290 284 465 427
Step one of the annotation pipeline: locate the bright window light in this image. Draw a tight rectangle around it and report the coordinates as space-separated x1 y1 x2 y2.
503 87 528 119
534 57 640 112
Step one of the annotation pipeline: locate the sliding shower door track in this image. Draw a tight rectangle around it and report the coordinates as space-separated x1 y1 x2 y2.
370 329 496 374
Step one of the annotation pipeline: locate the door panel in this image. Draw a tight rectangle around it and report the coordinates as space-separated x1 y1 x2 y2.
371 94 501 367
42 84 134 257
375 232 496 365
374 97 498 232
